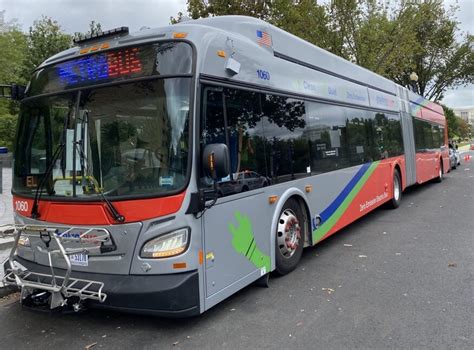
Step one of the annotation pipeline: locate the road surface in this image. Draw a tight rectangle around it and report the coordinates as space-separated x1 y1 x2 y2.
1 154 473 349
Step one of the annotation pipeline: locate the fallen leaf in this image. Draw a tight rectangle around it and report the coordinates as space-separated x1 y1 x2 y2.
448 262 457 267
296 322 303 327
322 287 335 294
84 343 97 350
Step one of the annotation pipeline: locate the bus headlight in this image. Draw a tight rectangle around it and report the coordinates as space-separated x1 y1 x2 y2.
140 228 189 258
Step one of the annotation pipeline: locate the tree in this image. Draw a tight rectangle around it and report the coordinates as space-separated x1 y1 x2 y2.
176 0 473 103
0 12 27 150
271 0 330 49
22 16 72 82
457 118 470 140
392 1 473 101
185 0 273 20
74 20 103 42
442 105 458 139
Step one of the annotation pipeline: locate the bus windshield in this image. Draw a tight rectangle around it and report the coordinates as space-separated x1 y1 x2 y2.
13 78 191 199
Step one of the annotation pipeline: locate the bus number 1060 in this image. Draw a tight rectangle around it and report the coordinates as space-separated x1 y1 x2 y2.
257 69 270 81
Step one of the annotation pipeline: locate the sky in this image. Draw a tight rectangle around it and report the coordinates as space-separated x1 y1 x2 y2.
0 0 472 108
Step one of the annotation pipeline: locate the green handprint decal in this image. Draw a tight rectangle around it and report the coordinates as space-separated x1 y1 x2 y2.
228 211 271 273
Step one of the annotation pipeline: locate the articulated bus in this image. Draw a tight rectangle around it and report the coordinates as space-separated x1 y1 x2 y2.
2 16 449 317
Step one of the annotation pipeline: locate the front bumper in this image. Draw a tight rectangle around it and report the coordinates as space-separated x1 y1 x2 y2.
4 257 200 317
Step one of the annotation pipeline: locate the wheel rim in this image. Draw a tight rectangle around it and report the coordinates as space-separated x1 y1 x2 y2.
277 209 301 258
394 175 400 201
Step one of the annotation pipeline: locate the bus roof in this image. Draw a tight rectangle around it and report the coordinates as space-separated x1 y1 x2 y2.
37 15 444 121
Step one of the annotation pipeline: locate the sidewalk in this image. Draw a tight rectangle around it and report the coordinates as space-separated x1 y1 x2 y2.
0 167 13 226
0 167 14 289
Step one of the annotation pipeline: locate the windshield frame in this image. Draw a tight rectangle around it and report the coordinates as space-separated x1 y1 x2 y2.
13 39 196 202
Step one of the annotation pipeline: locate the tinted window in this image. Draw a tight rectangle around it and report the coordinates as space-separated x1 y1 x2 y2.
261 94 309 183
200 87 268 196
413 118 443 151
200 84 405 196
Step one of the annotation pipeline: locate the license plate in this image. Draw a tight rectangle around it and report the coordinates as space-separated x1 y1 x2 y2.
70 253 88 267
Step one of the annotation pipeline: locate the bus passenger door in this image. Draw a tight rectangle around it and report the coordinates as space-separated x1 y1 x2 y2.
202 192 270 310
400 112 417 186
200 86 271 310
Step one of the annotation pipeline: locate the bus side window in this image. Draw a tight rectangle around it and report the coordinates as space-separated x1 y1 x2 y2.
261 94 309 184
200 86 268 196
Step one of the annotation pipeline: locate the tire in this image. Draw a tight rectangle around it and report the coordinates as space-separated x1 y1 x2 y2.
274 198 304 275
435 160 444 183
387 170 402 209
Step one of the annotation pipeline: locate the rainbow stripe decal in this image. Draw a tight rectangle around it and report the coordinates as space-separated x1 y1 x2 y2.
312 161 380 243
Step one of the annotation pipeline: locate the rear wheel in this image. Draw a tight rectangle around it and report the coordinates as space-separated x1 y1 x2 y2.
274 198 304 275
387 170 402 209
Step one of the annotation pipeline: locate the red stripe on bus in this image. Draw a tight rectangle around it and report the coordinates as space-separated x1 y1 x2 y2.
12 192 185 225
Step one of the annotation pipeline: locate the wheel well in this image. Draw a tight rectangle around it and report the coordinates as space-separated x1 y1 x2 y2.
290 195 312 247
394 164 402 188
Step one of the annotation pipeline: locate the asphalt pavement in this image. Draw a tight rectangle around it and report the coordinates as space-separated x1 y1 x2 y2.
0 155 473 350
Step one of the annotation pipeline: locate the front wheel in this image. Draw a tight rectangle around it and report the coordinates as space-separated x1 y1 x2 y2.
435 161 444 183
387 170 402 209
274 198 304 275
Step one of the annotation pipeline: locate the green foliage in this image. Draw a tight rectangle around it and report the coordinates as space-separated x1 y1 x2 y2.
442 105 458 139
185 0 273 19
0 21 27 149
393 1 474 101
0 114 17 150
457 118 470 140
74 20 103 42
22 16 72 82
0 29 27 85
182 0 473 103
442 104 471 140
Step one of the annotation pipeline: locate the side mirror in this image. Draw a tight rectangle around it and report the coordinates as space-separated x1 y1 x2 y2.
11 84 26 100
0 84 25 100
203 143 230 180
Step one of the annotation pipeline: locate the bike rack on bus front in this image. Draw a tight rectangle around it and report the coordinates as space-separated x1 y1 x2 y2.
1 224 110 310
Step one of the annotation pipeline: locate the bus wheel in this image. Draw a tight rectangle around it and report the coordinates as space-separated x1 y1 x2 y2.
275 199 304 275
388 170 402 209
435 161 444 183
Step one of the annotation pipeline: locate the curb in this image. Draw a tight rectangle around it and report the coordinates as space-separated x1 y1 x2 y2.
0 285 18 299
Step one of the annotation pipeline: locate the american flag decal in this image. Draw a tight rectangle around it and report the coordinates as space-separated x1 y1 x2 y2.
256 30 272 47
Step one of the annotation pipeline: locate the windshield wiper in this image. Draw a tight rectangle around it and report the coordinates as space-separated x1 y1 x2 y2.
75 111 125 223
31 143 64 219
